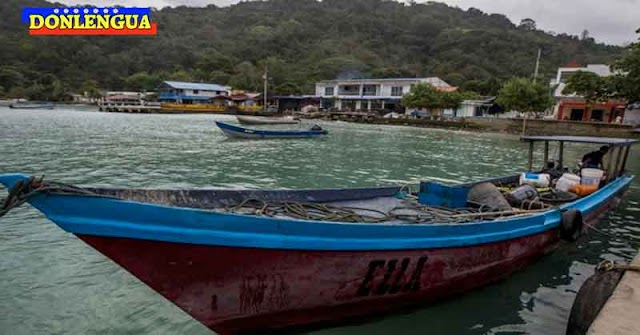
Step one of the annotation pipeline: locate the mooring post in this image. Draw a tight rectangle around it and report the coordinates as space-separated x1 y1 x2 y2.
528 141 534 171
543 141 549 165
620 146 631 176
558 141 564 169
614 147 624 178
607 148 616 177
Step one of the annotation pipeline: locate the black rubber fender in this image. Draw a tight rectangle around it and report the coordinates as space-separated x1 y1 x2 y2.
560 209 584 241
566 266 625 335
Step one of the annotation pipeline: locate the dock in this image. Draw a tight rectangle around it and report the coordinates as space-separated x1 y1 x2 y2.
587 254 640 334
99 104 162 113
567 253 640 335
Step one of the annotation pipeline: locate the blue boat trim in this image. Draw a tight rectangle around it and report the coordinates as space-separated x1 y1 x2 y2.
0 173 633 251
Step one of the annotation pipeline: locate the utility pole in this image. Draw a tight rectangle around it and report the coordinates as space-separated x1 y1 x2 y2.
263 65 268 112
533 48 542 83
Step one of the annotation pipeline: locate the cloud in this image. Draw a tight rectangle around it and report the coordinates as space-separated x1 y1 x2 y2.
58 0 639 45
439 0 639 45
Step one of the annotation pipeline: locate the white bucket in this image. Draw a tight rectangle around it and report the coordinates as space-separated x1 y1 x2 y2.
519 173 550 188
581 168 604 186
556 173 581 192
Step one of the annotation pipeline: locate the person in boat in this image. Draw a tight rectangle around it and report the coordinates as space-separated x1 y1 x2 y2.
581 146 609 169
311 124 323 131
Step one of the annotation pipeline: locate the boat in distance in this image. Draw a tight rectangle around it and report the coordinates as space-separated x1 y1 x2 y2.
215 121 328 139
0 136 636 334
8 102 55 109
236 115 299 125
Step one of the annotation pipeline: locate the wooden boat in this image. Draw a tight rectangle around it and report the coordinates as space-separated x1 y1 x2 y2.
0 136 636 334
215 121 327 139
9 102 55 109
236 115 299 125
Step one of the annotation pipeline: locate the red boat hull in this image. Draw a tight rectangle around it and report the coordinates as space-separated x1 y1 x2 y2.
76 194 620 334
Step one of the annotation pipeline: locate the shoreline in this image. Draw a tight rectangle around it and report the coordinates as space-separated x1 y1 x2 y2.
6 104 637 138
316 114 640 138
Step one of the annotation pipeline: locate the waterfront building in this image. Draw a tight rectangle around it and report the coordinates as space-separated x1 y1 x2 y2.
623 102 640 126
550 64 626 123
315 77 454 112
157 81 232 113
453 97 504 118
158 81 231 104
97 91 156 108
229 91 262 112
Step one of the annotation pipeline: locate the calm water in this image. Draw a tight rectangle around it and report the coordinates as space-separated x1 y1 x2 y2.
0 106 639 335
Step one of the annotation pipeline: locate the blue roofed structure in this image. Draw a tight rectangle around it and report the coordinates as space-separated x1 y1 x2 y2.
158 81 231 104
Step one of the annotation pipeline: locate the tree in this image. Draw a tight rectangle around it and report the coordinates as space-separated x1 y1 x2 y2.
496 78 553 133
229 62 260 91
580 29 590 40
497 78 553 114
562 71 611 106
81 79 102 100
0 66 25 92
207 70 231 85
402 83 467 115
518 18 537 31
611 29 640 102
460 78 503 96
402 82 443 110
124 72 161 91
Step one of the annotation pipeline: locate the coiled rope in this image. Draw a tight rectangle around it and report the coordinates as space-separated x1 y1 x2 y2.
0 176 115 218
597 260 640 273
223 197 548 224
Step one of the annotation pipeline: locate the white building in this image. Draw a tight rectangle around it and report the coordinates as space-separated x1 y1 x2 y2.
549 64 625 122
315 77 454 111
550 64 612 99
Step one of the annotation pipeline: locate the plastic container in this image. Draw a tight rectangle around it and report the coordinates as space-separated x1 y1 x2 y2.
570 184 598 197
519 173 550 188
418 181 468 208
555 173 581 192
581 168 604 187
508 185 539 203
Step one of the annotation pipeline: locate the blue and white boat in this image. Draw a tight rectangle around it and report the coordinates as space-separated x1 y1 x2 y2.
215 121 327 139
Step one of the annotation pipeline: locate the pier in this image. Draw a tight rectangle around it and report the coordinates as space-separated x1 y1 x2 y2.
99 104 162 113
567 253 640 335
587 254 640 334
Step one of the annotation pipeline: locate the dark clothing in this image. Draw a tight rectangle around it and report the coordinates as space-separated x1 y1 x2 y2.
582 150 605 168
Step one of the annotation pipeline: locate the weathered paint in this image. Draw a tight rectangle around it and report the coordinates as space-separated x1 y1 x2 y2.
79 230 559 334
76 191 625 334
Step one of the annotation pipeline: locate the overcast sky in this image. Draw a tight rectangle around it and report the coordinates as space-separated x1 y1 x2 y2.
58 0 639 45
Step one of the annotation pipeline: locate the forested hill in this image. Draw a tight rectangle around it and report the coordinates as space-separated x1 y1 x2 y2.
0 0 623 100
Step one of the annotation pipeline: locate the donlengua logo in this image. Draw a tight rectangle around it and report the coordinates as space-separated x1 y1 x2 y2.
22 7 157 35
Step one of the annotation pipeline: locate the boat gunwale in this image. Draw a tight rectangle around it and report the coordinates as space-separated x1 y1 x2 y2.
0 173 633 251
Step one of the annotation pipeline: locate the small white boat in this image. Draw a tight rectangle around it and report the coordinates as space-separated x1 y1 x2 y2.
0 99 28 107
9 102 55 109
236 115 299 125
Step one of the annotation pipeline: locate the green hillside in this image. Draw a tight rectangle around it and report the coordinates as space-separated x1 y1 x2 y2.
0 0 622 100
